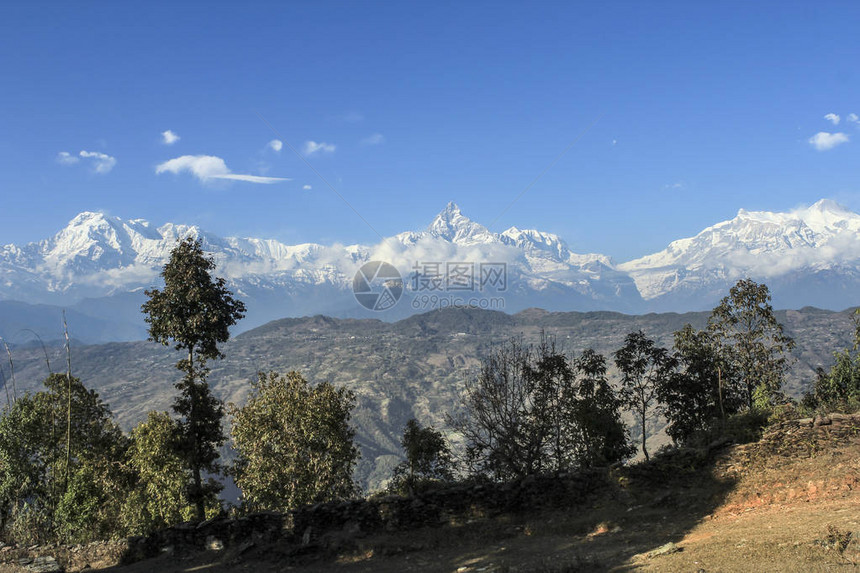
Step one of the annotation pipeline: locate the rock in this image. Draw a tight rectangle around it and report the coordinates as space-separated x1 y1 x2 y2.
814 415 832 427
302 526 313 546
25 556 63 573
205 536 224 551
796 417 814 426
646 542 682 558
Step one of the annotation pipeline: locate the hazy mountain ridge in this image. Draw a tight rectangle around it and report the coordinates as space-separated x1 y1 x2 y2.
3 199 860 341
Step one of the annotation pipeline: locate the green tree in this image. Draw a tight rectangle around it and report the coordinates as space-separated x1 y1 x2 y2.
0 374 129 542
707 279 795 410
808 352 860 410
389 419 454 495
614 330 677 461
658 325 740 445
142 237 245 521
572 349 634 467
229 371 359 513
120 412 198 535
803 310 860 411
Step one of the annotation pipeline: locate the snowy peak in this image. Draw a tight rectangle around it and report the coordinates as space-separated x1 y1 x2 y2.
426 202 495 245
45 212 159 269
781 198 850 217
501 226 568 259
626 200 860 268
732 199 858 230
619 199 860 301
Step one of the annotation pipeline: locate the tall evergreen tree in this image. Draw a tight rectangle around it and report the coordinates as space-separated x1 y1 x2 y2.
707 279 794 410
141 237 245 521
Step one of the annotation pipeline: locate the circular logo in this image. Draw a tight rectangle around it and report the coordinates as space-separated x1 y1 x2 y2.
352 261 403 311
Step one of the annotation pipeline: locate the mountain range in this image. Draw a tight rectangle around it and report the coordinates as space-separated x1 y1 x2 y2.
2 199 860 342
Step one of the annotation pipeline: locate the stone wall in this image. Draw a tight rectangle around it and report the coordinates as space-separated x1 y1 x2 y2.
292 469 609 546
124 469 609 560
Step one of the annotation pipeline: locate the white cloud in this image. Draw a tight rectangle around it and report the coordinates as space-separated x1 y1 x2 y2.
808 132 850 151
161 130 180 145
155 154 289 184
343 111 364 123
56 151 79 165
664 182 684 190
268 139 283 152
303 141 336 156
824 113 841 125
79 150 116 173
360 133 385 146
848 113 859 124
302 184 312 190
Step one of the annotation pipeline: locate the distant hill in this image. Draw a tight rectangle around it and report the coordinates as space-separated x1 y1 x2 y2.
0 299 147 344
5 306 856 491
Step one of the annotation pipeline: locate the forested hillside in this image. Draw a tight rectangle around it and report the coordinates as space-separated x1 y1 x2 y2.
6 305 855 490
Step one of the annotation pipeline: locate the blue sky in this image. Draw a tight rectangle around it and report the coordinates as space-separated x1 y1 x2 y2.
1 1 859 261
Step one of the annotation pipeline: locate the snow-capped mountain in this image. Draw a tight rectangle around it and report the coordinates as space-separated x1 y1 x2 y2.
389 202 640 308
0 202 640 339
2 199 860 342
618 199 860 310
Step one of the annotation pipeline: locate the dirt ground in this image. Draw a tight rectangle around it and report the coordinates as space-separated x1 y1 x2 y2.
3 418 860 573
4 492 857 573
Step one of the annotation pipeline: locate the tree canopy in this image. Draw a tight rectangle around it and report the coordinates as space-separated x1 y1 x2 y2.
230 371 359 513
707 278 795 409
450 334 631 480
389 418 454 495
